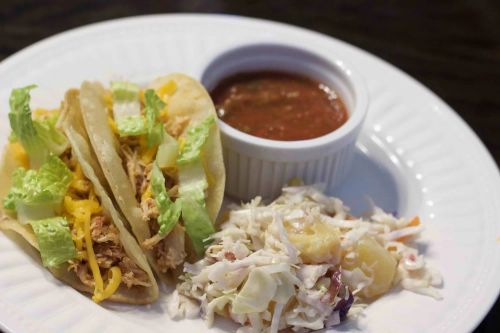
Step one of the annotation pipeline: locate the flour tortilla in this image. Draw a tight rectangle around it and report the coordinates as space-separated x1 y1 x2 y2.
0 90 159 304
79 73 226 279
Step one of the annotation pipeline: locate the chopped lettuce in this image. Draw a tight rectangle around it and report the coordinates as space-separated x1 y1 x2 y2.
180 197 215 256
33 114 69 156
178 161 208 205
177 116 215 165
111 81 140 101
111 81 141 125
112 88 168 147
3 154 72 224
116 115 147 136
151 162 181 237
156 132 179 168
8 85 46 168
144 89 165 148
8 131 18 143
8 85 69 168
29 217 77 267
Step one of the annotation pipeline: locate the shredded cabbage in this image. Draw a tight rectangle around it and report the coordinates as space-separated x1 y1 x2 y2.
169 185 442 332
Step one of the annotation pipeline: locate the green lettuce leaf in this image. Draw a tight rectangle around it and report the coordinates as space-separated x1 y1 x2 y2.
113 88 167 146
151 162 181 237
8 131 18 143
144 89 165 148
8 85 46 168
111 81 141 126
111 81 140 101
29 217 77 267
156 131 179 168
33 114 69 156
8 85 69 167
2 168 27 211
116 115 147 136
180 196 215 256
178 161 207 206
177 116 215 165
3 154 73 224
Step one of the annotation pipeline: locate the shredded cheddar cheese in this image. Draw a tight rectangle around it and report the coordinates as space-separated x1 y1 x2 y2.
156 81 177 103
138 136 158 164
156 81 177 117
140 89 145 105
9 142 29 168
64 195 100 250
103 91 113 111
178 137 186 152
140 146 157 164
94 266 122 302
108 116 118 135
62 166 123 303
141 184 152 202
69 164 89 193
85 213 105 302
159 110 169 123
33 108 59 119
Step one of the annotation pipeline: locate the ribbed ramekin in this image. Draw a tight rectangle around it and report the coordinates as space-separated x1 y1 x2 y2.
201 43 368 201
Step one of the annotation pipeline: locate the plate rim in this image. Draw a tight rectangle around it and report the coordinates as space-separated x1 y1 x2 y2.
0 13 498 333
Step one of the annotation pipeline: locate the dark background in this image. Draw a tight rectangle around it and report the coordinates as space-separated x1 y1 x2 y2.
0 0 498 332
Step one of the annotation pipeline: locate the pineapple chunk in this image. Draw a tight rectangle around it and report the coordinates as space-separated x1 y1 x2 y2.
287 221 341 264
343 237 397 298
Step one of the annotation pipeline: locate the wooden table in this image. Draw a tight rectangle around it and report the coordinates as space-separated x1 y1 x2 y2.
0 1 498 332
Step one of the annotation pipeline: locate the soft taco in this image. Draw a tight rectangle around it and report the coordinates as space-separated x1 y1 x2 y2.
79 74 225 279
0 86 159 304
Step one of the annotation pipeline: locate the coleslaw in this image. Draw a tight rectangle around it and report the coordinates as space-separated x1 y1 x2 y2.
168 185 442 332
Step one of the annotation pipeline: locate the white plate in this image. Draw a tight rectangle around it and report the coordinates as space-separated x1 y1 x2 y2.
0 14 499 333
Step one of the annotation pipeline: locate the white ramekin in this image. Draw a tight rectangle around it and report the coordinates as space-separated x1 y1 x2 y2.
201 43 369 201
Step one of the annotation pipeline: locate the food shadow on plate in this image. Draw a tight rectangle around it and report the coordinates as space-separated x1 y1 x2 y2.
332 144 401 217
103 280 175 314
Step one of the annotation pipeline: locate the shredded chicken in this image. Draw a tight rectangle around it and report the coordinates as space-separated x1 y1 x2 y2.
155 224 187 273
166 115 190 138
138 164 184 272
119 257 152 288
68 260 94 287
94 242 125 268
167 185 179 198
68 214 151 288
91 215 120 244
141 198 159 222
59 149 76 170
142 233 163 250
121 144 146 198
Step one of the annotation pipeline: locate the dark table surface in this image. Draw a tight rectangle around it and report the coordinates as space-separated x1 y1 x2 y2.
0 0 498 332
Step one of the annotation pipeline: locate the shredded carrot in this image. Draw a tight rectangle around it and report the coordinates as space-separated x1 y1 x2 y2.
396 216 420 242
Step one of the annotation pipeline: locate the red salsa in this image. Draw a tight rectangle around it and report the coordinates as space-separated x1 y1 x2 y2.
211 71 349 141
